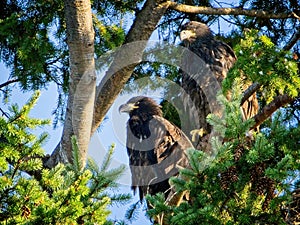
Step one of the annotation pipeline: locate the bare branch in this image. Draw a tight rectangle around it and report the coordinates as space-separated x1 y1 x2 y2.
0 79 20 89
241 82 261 106
0 108 10 118
250 94 294 130
167 1 299 20
283 28 300 51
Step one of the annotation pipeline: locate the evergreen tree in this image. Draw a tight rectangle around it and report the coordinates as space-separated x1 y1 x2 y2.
147 32 300 225
0 92 130 224
0 1 299 224
148 87 300 224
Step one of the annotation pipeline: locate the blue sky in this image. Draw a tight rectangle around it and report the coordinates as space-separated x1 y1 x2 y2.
0 61 159 224
0 65 62 153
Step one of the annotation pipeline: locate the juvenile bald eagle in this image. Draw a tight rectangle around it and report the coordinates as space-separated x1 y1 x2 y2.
180 21 258 149
180 21 236 82
119 96 193 201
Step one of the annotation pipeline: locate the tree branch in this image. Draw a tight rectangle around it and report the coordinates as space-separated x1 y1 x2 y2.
0 108 10 118
0 79 20 89
283 28 300 51
250 94 294 130
241 82 261 106
92 0 171 133
167 2 299 20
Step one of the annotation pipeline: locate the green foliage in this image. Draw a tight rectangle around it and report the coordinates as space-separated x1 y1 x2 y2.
210 84 254 139
0 93 130 224
92 0 143 15
0 91 49 174
0 0 132 92
148 87 300 224
224 30 300 104
93 18 126 56
0 0 67 90
234 0 299 45
161 99 181 128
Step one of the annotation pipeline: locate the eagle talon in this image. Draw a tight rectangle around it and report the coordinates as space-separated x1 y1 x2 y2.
190 128 207 142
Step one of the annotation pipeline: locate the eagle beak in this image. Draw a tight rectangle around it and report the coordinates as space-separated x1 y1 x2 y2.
119 103 139 113
180 30 196 41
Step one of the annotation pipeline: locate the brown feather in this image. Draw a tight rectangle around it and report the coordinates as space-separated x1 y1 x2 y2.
180 21 258 149
121 96 193 201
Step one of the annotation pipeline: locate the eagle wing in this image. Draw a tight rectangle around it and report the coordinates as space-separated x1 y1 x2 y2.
180 39 236 149
189 39 236 82
126 115 193 201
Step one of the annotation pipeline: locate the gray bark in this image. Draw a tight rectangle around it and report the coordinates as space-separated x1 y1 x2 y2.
45 0 170 168
92 0 171 133
45 0 96 168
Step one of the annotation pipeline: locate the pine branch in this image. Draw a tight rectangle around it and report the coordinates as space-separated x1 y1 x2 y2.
167 2 300 20
0 108 10 118
70 136 83 172
87 157 100 173
251 94 294 130
125 201 141 222
100 144 115 172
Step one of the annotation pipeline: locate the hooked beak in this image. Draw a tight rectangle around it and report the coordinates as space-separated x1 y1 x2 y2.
119 103 139 113
180 30 196 42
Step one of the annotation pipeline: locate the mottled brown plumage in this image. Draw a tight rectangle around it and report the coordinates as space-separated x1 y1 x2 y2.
180 21 236 82
119 96 193 201
180 21 258 149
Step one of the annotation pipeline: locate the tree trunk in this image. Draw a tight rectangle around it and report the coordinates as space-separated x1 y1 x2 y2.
46 0 96 168
46 0 170 168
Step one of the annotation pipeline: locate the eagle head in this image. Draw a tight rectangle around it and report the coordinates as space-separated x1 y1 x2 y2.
180 21 213 45
119 96 162 118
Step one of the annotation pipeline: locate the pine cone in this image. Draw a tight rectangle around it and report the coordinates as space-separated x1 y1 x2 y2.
266 178 275 198
220 166 239 190
234 145 244 161
21 205 31 219
220 172 231 190
250 163 266 182
262 195 271 211
252 176 276 211
255 178 266 195
228 166 239 182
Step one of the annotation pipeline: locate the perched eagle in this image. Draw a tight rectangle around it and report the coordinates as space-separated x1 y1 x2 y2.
180 21 236 82
179 21 258 149
119 96 193 201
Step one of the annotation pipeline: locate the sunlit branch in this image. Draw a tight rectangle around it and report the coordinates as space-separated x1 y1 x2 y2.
168 2 300 20
251 94 294 130
241 82 261 106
